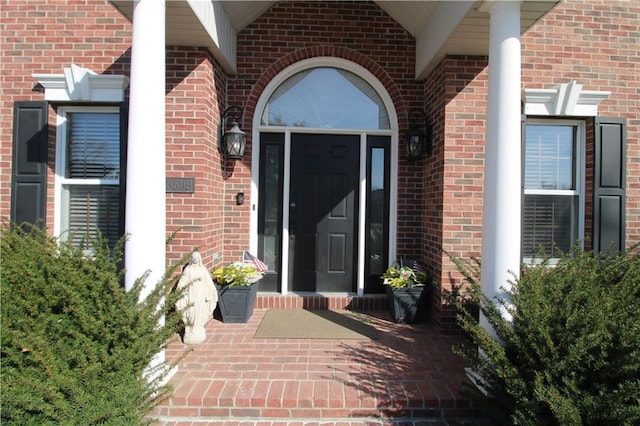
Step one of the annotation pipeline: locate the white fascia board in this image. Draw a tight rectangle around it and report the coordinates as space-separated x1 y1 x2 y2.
415 1 476 79
187 0 237 74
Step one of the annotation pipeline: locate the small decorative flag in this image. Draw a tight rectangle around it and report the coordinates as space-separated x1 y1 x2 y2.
399 258 426 274
243 251 269 272
411 260 426 274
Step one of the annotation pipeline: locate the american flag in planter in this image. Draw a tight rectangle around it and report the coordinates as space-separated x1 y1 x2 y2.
243 251 269 272
411 260 426 275
399 258 426 274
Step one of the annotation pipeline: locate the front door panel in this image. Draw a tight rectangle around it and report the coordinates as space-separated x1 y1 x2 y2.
289 134 359 292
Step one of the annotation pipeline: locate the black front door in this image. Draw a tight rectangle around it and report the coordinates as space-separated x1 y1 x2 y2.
289 133 360 292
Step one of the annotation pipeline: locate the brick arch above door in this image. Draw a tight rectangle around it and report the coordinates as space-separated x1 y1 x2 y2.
244 46 409 130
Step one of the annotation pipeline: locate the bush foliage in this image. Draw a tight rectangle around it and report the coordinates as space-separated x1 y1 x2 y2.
452 246 640 425
1 222 185 425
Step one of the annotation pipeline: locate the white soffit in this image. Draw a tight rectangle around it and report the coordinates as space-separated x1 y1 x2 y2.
106 1 562 79
415 1 476 80
186 0 237 72
33 64 129 102
109 0 270 74
376 1 438 37
414 0 562 79
523 81 611 116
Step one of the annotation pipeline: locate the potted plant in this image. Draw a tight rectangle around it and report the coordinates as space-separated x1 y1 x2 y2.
212 261 264 323
381 260 429 324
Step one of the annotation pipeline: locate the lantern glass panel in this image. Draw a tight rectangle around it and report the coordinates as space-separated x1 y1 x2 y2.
223 122 246 160
405 133 424 160
225 134 245 159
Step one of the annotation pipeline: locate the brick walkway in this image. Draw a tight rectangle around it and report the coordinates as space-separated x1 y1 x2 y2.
150 305 484 425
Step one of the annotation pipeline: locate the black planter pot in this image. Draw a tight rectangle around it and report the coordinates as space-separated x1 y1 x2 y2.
216 281 259 323
385 285 427 324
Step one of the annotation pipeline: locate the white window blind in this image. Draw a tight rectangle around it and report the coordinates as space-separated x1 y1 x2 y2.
64 185 121 248
523 123 582 260
60 110 121 249
68 112 120 179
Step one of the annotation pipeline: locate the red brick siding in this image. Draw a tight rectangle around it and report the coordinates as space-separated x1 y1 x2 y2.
1 0 637 331
0 1 228 270
521 0 640 249
429 0 640 331
165 47 227 268
226 0 424 263
424 57 489 332
0 0 132 225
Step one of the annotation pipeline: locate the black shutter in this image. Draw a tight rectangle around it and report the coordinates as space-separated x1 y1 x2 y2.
11 101 48 228
593 117 626 253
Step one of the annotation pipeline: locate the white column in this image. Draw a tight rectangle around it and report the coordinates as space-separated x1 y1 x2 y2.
481 1 522 331
125 0 166 299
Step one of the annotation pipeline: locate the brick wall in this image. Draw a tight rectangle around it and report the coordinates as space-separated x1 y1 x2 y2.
521 0 640 249
227 0 425 263
165 47 227 268
429 0 640 331
2 0 637 330
424 56 489 332
0 0 132 224
0 1 228 270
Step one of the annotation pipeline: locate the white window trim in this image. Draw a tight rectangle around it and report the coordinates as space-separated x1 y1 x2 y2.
523 118 586 263
54 106 121 240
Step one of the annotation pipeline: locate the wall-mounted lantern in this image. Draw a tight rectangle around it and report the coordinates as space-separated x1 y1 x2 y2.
404 109 432 161
219 106 246 161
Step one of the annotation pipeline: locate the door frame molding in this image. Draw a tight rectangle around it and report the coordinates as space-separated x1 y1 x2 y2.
251 57 398 295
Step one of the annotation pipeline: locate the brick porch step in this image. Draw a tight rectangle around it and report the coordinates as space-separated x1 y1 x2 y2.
255 293 389 311
150 296 482 425
152 375 477 420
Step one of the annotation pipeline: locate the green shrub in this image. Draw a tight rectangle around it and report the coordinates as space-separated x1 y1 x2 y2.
451 246 640 425
1 222 186 425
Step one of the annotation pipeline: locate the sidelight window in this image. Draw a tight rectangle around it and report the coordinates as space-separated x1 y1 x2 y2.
365 136 390 293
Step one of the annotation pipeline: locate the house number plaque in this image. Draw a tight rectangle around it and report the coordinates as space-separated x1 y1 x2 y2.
166 178 195 193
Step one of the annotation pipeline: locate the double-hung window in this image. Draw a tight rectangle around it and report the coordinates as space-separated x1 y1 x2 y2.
522 120 585 262
55 107 122 251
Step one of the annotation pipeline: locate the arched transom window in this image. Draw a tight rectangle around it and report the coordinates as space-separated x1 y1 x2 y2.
260 67 390 130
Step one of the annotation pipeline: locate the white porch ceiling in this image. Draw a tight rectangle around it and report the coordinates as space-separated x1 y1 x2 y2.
109 0 561 78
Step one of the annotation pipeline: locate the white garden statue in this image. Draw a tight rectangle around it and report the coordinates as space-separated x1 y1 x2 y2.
175 251 218 344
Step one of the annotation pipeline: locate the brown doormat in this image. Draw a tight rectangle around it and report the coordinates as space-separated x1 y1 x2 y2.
254 309 379 340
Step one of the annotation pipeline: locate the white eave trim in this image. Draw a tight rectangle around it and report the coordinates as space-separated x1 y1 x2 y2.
415 1 475 79
523 80 610 116
33 64 129 102
187 0 237 74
